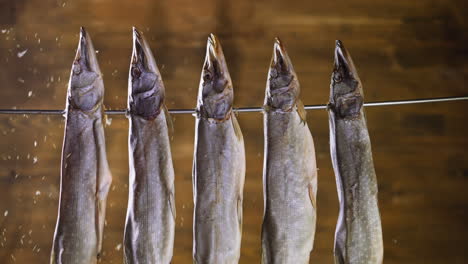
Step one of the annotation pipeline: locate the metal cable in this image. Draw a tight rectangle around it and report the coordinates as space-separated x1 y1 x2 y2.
0 96 466 115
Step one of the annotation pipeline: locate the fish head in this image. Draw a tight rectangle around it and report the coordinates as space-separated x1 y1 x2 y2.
197 34 233 121
68 27 103 112
265 38 300 111
128 27 165 119
330 40 363 118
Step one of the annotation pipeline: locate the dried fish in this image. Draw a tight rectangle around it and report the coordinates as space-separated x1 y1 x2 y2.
192 34 245 264
261 38 318 264
50 27 112 264
328 40 383 264
123 27 176 264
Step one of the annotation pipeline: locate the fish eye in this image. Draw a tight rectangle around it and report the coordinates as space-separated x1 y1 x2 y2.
333 71 342 83
73 63 81 75
203 71 212 82
132 67 141 78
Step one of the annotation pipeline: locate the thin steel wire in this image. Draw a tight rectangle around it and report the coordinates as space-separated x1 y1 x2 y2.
0 96 466 115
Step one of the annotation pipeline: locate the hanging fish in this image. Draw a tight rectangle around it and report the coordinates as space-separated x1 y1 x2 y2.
123 27 176 264
50 27 112 264
261 38 318 264
328 40 384 264
192 34 245 264
124 28 176 264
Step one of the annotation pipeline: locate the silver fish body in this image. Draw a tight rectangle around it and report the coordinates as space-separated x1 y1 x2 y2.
123 28 176 264
261 38 318 264
328 40 383 264
51 27 112 264
192 34 245 264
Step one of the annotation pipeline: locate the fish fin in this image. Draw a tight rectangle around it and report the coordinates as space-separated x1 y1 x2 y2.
169 189 176 220
297 99 307 124
308 181 317 211
231 113 243 141
163 104 174 141
93 119 112 255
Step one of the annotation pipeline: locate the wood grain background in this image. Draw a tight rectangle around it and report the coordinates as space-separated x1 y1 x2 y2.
0 0 467 263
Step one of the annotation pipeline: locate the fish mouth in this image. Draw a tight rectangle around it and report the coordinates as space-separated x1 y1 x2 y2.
271 37 293 75
75 26 101 75
333 40 360 84
204 33 229 85
130 26 160 93
197 34 233 120
68 27 103 112
132 27 144 64
202 34 231 93
128 27 164 119
131 27 159 74
331 40 362 96
330 40 363 118
268 37 296 90
265 37 299 111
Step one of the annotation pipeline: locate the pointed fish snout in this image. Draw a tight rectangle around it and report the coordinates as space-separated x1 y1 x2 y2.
131 27 146 67
75 27 101 74
333 40 359 80
270 37 294 75
131 27 159 74
128 27 165 119
197 34 233 120
205 33 222 71
334 40 348 72
202 33 230 83
208 33 218 48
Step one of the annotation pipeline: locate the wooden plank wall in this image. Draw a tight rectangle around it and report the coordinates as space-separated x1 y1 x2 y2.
0 0 467 263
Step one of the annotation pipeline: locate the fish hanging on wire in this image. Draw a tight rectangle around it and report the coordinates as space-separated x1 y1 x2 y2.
328 40 384 264
192 34 245 264
123 27 176 264
50 27 112 264
261 38 318 264
1 97 467 115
